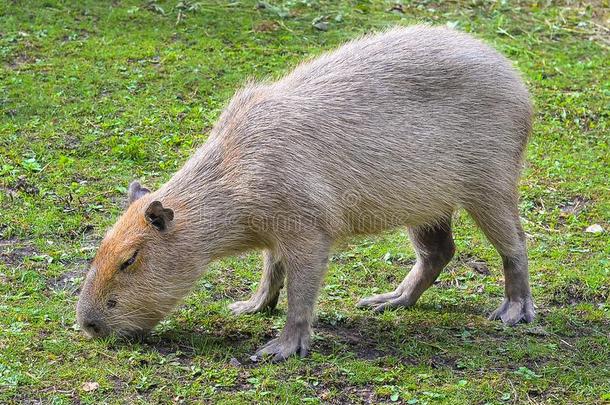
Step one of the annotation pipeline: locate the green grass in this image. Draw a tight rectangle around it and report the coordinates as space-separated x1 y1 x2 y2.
1 0 609 403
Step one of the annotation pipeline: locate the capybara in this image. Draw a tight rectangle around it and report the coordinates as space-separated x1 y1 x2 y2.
77 25 534 361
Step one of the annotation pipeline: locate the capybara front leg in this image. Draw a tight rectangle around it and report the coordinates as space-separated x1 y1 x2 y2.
229 250 285 315
254 234 330 361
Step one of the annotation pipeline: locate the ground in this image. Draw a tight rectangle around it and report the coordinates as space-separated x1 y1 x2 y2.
0 0 609 404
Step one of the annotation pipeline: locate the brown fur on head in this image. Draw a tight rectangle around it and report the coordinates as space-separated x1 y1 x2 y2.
76 181 190 338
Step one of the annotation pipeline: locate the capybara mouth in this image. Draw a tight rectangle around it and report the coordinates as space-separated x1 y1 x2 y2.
80 323 150 342
113 328 151 342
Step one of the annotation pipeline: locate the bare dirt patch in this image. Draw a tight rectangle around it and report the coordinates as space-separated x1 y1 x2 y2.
0 176 40 198
47 267 86 295
559 195 590 217
253 20 279 33
0 238 37 267
455 253 492 275
5 53 36 70
316 322 393 360
549 278 609 305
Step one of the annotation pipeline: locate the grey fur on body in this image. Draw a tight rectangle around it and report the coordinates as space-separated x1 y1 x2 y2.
76 25 534 361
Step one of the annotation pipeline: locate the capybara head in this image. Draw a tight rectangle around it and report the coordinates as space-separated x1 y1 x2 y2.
76 181 193 338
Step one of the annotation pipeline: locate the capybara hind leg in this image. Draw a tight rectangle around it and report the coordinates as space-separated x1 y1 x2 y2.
467 201 535 325
229 250 285 315
255 234 330 361
358 217 455 312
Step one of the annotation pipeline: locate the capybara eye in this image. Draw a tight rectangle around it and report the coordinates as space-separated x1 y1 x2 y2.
107 299 117 309
119 250 138 271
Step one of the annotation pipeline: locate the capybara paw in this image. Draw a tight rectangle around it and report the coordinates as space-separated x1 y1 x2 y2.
357 290 415 312
489 297 535 325
229 299 267 315
229 291 279 315
254 331 310 362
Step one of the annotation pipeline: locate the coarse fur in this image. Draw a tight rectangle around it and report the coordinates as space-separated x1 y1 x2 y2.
77 25 535 360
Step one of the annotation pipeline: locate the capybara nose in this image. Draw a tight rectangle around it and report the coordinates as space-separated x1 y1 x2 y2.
77 301 109 338
84 320 101 335
80 316 110 338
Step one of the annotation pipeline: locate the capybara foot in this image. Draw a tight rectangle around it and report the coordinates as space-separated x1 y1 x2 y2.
229 292 279 315
357 289 417 312
254 329 310 362
489 297 535 325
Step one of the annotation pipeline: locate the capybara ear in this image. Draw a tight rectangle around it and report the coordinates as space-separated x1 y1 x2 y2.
145 201 174 232
128 181 150 204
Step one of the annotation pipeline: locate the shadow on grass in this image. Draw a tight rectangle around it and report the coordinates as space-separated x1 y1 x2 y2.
314 302 494 362
105 300 609 369
105 302 489 364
